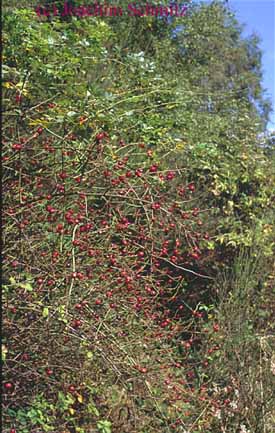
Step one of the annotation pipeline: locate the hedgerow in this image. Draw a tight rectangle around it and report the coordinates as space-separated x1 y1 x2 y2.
2 3 275 433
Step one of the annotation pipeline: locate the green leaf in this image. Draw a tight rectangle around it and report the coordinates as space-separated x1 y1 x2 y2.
86 351 94 360
20 282 33 292
67 111 77 117
97 420 112 433
42 307 49 318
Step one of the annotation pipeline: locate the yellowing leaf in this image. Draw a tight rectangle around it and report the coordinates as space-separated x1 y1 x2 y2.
68 407 75 415
29 119 49 126
77 393 84 404
2 345 8 361
15 83 28 95
3 82 14 88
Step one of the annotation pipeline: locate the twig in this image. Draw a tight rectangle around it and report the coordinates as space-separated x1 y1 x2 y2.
66 224 79 311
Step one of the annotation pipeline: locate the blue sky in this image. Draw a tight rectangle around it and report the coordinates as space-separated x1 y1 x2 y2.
229 1 275 130
199 0 275 130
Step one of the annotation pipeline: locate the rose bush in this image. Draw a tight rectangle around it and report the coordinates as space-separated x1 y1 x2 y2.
2 4 275 433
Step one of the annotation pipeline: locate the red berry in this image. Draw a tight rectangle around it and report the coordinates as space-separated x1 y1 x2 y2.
95 299 102 305
12 143 23 151
135 169 143 177
4 382 13 390
149 164 158 173
152 203 160 210
46 368 53 376
15 93 22 104
21 353 30 361
68 385 76 393
59 171 67 180
213 323 220 332
96 132 105 142
166 171 175 180
72 319 82 328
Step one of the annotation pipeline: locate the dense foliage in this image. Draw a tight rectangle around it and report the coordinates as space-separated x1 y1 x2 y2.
2 1 275 432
